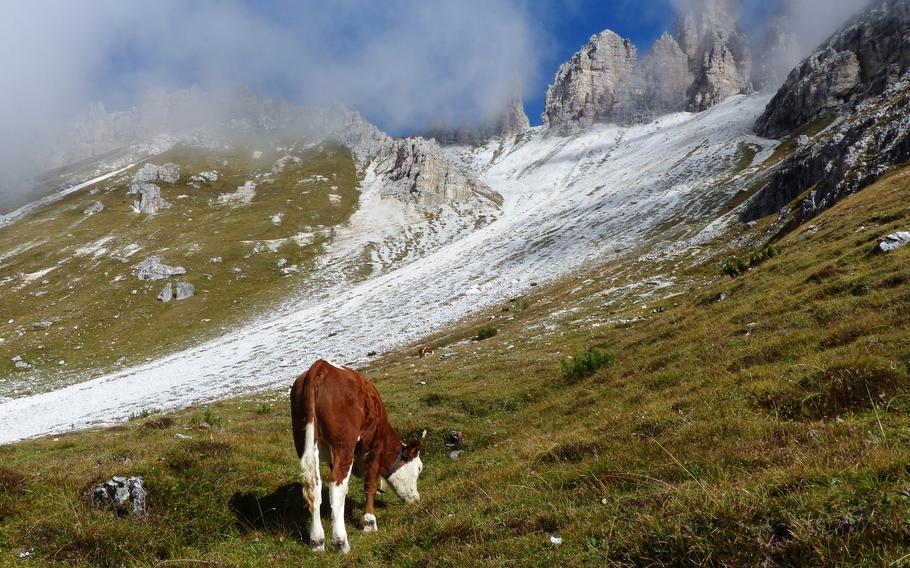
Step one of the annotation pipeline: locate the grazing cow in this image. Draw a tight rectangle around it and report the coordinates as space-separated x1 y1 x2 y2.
290 359 423 553
417 346 434 358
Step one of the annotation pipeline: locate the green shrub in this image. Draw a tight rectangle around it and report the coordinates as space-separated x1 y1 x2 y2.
474 327 498 341
561 348 615 382
722 245 779 278
191 407 222 427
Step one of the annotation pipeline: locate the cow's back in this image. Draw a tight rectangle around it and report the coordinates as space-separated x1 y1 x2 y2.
291 359 387 457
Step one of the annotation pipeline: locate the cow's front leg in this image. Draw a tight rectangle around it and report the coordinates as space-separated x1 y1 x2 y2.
329 453 354 553
363 459 381 532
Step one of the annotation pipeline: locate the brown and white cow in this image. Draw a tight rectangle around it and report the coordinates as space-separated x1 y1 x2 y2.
290 359 423 553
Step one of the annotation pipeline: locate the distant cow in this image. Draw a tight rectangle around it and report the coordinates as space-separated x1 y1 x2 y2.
417 346 434 357
290 359 423 553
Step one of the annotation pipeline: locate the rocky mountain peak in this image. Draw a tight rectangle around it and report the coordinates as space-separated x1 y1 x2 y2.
542 0 752 131
542 30 637 131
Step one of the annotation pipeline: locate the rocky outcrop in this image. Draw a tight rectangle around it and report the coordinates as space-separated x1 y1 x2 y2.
634 33 694 121
756 0 910 138
157 282 173 302
128 183 169 214
743 1 910 228
542 30 638 131
677 0 752 111
91 476 146 518
879 232 910 252
134 163 179 184
743 69 910 226
83 201 104 216
134 256 186 281
542 0 752 131
338 112 499 207
174 281 195 300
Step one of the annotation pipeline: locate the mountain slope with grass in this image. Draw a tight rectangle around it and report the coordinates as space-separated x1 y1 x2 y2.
1 158 908 567
0 93 782 442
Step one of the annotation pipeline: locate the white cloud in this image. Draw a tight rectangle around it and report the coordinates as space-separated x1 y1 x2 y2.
0 0 544 198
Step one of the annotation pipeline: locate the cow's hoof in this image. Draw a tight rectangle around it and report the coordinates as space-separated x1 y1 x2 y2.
333 537 351 554
310 538 325 552
363 513 378 533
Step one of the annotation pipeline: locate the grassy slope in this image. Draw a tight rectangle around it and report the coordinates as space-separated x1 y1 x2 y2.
0 142 358 396
1 165 910 566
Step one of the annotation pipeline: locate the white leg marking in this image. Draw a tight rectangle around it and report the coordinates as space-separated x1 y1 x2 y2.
299 422 325 551
330 462 353 553
363 512 377 533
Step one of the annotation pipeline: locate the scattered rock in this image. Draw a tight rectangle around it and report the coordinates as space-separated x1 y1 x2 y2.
716 291 729 302
133 256 186 281
878 231 910 252
218 181 257 206
189 171 218 186
83 200 104 215
443 430 464 450
12 355 31 369
797 135 811 147
31 321 52 330
448 450 461 460
276 258 288 268
549 535 563 545
156 282 173 303
91 476 147 518
115 356 127 365
280 264 299 275
208 257 222 263
271 213 283 225
174 281 195 300
134 163 180 184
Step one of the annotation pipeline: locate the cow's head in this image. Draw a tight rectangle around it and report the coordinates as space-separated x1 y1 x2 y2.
386 438 423 503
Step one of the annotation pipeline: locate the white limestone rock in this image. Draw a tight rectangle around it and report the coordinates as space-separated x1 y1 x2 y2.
542 30 638 131
134 256 186 281
134 163 180 184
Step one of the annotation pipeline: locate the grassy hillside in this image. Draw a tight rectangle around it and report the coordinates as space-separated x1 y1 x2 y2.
0 142 359 396
1 164 910 566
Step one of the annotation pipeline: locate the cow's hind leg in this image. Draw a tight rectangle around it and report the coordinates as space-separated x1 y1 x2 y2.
299 422 325 551
329 451 355 553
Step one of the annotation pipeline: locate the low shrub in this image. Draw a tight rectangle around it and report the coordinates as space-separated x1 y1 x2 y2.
561 347 614 382
474 327 498 341
722 245 779 278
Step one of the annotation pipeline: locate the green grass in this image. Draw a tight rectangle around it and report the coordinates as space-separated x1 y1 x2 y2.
1 156 910 565
0 140 359 395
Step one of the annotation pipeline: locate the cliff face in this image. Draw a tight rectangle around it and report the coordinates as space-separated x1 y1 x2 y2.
676 0 752 111
542 0 752 132
744 0 910 227
542 30 638 131
756 0 910 138
338 112 498 208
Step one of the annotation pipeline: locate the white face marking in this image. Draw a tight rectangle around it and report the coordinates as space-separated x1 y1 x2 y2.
387 455 422 503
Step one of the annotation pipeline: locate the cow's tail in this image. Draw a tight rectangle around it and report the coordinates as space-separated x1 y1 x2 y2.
291 370 320 512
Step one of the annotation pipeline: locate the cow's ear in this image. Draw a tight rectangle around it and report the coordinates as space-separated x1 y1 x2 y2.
403 438 421 459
